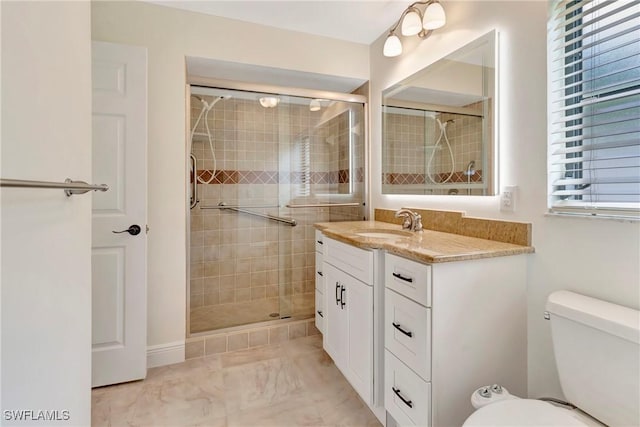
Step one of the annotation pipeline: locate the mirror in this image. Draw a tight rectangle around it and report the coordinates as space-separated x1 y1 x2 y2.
382 30 498 195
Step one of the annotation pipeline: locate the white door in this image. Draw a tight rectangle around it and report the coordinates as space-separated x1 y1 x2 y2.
91 41 148 387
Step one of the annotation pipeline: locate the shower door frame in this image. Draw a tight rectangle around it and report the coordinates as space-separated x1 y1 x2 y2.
185 77 369 338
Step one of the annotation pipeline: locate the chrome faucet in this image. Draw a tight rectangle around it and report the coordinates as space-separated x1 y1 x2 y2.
395 208 423 232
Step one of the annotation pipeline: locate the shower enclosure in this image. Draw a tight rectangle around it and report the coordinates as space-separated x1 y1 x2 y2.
187 84 366 335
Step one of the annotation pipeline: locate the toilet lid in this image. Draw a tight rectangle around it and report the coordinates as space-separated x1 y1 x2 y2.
463 400 587 426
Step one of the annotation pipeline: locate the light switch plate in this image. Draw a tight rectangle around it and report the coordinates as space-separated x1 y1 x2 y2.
500 185 518 212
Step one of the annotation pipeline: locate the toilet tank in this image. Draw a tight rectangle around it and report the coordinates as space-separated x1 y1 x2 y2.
546 291 640 427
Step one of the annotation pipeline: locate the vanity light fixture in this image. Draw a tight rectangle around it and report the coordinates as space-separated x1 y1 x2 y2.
383 0 446 58
259 96 279 108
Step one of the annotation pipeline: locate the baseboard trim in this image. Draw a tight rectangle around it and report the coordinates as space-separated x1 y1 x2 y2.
147 341 185 368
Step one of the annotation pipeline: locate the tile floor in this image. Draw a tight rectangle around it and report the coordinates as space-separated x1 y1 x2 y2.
92 335 382 427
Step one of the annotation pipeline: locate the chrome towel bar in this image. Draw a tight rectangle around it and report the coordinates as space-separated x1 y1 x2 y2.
201 204 280 209
285 202 361 208
0 178 109 196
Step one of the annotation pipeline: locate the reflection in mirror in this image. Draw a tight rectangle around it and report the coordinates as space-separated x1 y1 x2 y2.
310 108 358 195
382 30 498 195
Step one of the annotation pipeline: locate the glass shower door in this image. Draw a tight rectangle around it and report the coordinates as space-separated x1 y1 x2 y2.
188 86 366 335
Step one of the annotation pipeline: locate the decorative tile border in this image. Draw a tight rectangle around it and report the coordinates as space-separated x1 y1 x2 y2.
375 208 532 246
383 170 483 185
195 168 364 185
185 317 319 360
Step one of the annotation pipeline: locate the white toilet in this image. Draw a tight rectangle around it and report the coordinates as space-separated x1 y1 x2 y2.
463 290 640 426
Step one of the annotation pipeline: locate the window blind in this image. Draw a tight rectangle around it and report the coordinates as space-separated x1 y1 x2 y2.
548 0 640 217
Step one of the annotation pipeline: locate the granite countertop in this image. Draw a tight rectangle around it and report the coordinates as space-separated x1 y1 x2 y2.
314 220 535 264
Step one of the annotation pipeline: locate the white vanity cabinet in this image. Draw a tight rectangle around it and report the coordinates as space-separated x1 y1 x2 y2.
384 252 527 427
321 235 385 423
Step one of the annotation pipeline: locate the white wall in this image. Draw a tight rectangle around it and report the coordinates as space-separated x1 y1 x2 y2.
91 1 370 350
1 1 92 424
370 1 640 399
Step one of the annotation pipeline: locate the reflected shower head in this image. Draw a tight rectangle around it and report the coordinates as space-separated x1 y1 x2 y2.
465 160 476 175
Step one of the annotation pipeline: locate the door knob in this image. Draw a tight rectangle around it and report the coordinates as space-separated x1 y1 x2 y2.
112 225 141 236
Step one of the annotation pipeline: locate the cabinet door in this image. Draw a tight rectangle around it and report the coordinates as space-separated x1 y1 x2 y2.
315 288 324 333
345 275 373 404
322 262 347 366
323 262 374 405
315 252 324 291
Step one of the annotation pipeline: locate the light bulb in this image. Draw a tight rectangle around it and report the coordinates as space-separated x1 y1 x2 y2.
383 34 402 57
401 8 422 36
259 97 279 108
423 1 446 30
309 99 321 111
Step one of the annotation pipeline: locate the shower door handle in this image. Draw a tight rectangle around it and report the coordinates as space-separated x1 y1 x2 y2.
112 225 142 236
190 154 198 209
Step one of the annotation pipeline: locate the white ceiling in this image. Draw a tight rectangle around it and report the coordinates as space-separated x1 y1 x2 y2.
145 1 406 44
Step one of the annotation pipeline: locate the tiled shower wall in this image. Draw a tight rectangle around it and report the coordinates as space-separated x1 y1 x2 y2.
189 95 364 334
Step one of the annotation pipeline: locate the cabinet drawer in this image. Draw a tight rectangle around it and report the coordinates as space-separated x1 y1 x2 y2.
385 253 431 307
315 252 324 291
324 237 373 284
315 288 324 333
385 350 431 427
315 230 324 254
385 289 431 381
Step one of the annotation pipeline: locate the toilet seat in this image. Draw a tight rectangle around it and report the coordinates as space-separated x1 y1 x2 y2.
463 399 587 426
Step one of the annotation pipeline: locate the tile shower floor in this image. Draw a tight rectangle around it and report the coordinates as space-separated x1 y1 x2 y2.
190 295 315 333
92 335 382 427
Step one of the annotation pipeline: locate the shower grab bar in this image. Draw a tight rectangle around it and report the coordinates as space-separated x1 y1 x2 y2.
285 202 361 208
190 154 198 209
205 203 297 226
0 178 109 196
200 204 280 209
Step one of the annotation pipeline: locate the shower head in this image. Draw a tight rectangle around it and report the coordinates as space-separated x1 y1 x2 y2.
191 94 230 112
465 160 476 175
436 118 454 130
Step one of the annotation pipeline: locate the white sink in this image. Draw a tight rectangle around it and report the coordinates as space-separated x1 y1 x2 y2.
354 229 412 239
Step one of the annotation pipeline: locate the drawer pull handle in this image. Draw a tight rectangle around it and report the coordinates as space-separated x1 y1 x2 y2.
392 387 413 408
340 285 346 309
317 271 323 277
317 240 324 245
317 310 323 318
335 282 341 306
392 272 413 283
392 322 413 337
